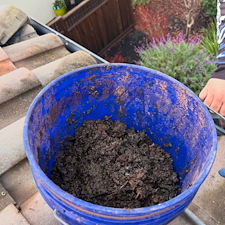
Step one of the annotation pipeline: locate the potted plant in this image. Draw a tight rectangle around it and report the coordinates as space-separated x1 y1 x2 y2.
53 0 67 16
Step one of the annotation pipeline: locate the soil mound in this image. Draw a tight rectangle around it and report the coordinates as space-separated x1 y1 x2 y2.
51 116 179 208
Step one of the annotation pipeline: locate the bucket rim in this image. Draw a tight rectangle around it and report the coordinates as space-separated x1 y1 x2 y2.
23 63 218 217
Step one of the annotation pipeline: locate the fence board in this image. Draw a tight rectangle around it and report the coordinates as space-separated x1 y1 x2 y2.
97 7 109 46
114 0 123 34
119 0 131 30
102 1 118 41
79 22 94 51
70 27 83 46
86 17 99 53
91 11 105 50
105 2 116 40
127 0 134 26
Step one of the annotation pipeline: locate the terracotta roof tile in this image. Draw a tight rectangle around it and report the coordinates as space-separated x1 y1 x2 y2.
0 58 16 76
0 183 15 211
0 159 37 207
0 47 9 61
0 203 29 225
14 45 71 70
3 33 70 70
0 5 28 45
20 192 57 225
0 68 40 104
0 86 42 129
6 24 38 45
33 50 97 86
0 117 25 175
0 47 16 76
3 33 66 62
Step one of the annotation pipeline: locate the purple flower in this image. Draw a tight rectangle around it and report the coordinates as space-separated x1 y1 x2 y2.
178 33 185 42
189 36 200 44
134 44 146 53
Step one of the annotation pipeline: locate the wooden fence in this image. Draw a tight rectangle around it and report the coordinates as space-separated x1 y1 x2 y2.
48 0 134 54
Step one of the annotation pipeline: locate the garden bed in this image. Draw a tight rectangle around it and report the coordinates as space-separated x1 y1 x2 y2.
101 0 216 96
102 0 210 64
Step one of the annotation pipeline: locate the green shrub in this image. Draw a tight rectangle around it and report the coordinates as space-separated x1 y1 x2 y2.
131 0 151 7
200 20 218 56
136 34 216 95
201 0 217 19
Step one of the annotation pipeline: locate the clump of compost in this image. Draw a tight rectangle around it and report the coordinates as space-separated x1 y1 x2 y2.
51 116 179 208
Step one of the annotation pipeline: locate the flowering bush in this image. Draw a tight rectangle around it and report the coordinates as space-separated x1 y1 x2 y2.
136 33 216 95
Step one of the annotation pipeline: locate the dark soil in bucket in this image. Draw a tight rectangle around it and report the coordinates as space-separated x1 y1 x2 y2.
51 116 179 208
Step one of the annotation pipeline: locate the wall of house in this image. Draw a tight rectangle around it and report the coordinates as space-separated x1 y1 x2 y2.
0 0 56 24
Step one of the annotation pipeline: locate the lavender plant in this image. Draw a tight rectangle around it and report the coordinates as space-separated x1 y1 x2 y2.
136 33 216 95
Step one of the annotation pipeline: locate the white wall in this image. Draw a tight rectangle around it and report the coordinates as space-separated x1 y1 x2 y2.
0 0 56 24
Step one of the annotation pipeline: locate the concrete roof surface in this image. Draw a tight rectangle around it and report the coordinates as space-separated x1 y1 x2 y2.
0 4 225 225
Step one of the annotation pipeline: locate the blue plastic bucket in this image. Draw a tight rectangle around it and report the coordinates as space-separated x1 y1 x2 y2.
24 63 217 225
